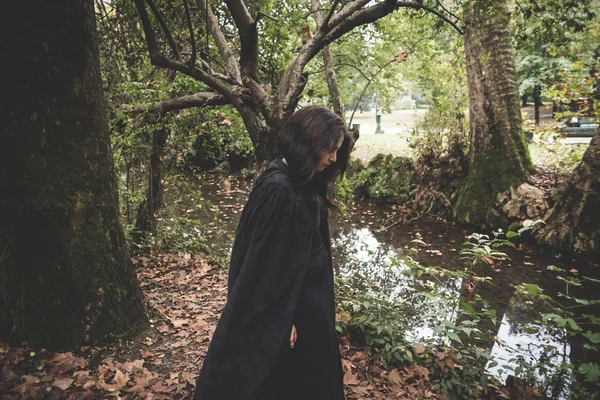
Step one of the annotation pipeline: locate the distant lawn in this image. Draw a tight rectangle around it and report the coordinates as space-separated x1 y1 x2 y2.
352 132 587 175
346 109 427 125
351 133 413 163
529 142 587 174
349 106 587 174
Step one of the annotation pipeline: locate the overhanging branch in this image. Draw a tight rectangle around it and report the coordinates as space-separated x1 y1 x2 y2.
224 0 253 30
150 92 230 114
322 0 341 30
326 1 463 49
277 0 463 118
135 0 240 105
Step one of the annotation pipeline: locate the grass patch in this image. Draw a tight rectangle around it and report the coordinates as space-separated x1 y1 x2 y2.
352 133 413 163
528 142 588 174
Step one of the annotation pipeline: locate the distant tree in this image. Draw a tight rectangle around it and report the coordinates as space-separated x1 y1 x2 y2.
513 0 597 121
0 0 147 348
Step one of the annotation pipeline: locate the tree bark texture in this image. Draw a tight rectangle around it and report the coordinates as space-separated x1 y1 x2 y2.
134 126 168 240
0 0 147 349
538 128 600 256
454 0 534 227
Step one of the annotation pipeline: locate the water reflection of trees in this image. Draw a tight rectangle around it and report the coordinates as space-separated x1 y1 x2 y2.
332 227 463 342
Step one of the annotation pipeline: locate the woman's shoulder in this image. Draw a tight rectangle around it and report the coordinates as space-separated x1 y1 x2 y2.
254 174 311 210
253 175 300 207
258 173 292 191
254 158 294 192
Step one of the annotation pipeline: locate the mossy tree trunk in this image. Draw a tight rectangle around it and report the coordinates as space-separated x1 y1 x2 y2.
455 0 534 227
538 128 600 256
0 0 147 349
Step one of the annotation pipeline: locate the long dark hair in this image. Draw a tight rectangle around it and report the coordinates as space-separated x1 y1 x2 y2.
277 106 351 217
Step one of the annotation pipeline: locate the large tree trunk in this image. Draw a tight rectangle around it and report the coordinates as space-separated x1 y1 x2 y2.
454 0 534 227
0 0 147 349
538 128 600 255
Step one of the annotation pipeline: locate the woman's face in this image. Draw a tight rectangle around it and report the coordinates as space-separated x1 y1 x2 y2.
317 136 344 172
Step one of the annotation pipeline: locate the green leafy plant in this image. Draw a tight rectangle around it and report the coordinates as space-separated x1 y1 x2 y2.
510 267 600 398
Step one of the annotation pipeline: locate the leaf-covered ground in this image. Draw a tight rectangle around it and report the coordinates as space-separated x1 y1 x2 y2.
1 253 524 399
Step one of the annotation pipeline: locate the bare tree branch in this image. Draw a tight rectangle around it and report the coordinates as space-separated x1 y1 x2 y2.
399 1 463 34
145 0 182 61
150 92 231 114
312 0 344 117
348 58 396 127
322 0 341 30
182 0 196 65
214 0 272 120
435 0 463 23
198 0 242 83
276 0 385 117
135 0 239 104
327 1 463 50
223 0 253 30
334 62 370 81
186 55 238 84
256 11 279 23
328 0 372 31
277 0 464 119
135 0 161 56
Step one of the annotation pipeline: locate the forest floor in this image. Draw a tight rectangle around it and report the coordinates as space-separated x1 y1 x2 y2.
0 252 520 400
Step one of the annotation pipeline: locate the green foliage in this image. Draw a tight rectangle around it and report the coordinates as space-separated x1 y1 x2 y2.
510 268 600 398
169 107 253 172
125 174 234 266
336 276 414 368
528 142 588 176
579 363 600 384
345 154 415 203
460 230 514 275
513 0 599 119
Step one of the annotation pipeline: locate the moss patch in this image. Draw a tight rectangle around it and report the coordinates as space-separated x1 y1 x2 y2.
346 154 416 204
454 133 525 227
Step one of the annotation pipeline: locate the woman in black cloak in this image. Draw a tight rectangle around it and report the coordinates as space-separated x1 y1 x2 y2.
194 106 351 400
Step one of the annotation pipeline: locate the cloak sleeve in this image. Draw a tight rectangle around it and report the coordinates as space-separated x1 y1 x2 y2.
194 178 314 400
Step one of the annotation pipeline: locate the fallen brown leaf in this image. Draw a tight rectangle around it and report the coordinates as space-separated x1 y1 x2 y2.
343 369 360 385
47 352 86 374
53 375 74 390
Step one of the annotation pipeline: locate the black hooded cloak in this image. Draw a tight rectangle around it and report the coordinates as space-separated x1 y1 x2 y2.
194 158 345 400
